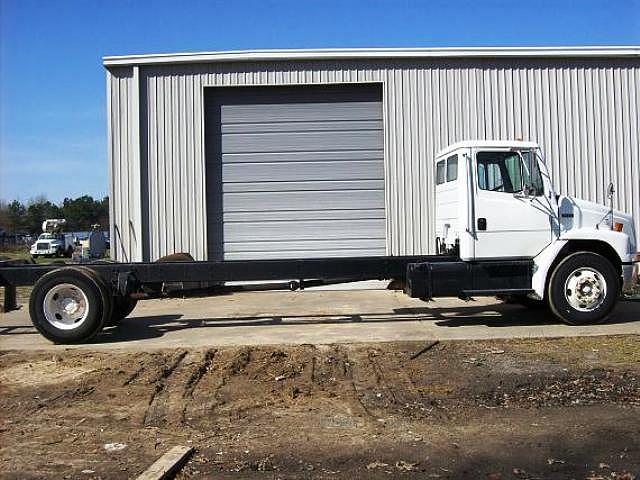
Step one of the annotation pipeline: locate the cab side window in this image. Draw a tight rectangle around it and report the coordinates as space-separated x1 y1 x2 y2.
437 155 458 185
436 160 445 185
446 155 458 182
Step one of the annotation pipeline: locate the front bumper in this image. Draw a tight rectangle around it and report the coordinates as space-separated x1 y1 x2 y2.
30 248 58 255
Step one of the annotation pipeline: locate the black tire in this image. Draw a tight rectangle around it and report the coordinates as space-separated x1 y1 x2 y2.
107 295 138 326
29 267 109 343
547 251 619 325
76 266 114 326
66 246 74 258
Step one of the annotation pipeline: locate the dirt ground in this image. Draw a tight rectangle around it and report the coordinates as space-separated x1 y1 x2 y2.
1 336 639 480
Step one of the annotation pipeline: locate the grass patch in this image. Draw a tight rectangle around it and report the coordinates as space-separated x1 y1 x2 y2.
458 335 640 367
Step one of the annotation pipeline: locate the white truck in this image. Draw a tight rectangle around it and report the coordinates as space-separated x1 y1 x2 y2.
433 140 637 324
1 140 638 343
29 219 75 258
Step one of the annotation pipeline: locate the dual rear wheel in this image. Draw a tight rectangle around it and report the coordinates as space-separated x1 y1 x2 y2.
29 267 137 344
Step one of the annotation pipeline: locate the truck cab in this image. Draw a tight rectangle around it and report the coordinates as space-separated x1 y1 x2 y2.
430 140 638 324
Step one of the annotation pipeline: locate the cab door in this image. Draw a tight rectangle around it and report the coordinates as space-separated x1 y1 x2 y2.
473 149 553 258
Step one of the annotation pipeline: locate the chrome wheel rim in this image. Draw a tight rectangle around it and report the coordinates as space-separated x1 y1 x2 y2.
564 267 607 312
43 283 90 330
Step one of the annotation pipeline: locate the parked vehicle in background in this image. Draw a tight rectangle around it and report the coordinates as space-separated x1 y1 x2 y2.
29 219 75 258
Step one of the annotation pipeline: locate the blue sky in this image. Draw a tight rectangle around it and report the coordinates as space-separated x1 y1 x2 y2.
1 0 639 203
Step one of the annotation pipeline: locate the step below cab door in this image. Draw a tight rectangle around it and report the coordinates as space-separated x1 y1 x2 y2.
472 148 553 258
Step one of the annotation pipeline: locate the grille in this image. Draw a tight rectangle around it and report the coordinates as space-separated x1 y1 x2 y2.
37 243 49 250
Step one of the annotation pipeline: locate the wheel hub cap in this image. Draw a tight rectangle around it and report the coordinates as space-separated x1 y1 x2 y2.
43 283 90 330
564 268 607 312
62 298 79 315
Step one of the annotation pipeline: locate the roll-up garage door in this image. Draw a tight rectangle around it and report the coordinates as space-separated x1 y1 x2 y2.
204 84 385 260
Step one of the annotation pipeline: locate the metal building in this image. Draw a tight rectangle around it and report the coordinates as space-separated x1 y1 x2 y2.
103 47 640 262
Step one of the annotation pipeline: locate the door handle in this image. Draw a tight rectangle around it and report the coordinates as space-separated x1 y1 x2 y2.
477 218 487 230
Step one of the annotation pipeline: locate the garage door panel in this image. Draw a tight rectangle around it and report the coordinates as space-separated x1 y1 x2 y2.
224 218 386 241
224 208 385 222
223 180 384 193
224 248 387 260
222 149 383 164
221 102 382 123
224 237 386 253
223 160 383 182
222 119 382 134
223 190 384 212
205 84 385 260
222 130 383 154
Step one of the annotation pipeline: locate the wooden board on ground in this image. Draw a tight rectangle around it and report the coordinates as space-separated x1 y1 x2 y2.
136 445 194 480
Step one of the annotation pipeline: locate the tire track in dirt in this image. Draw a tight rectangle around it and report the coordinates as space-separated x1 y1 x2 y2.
347 345 441 420
143 350 189 426
346 347 389 419
180 349 216 424
372 348 428 416
340 347 377 420
182 347 252 426
306 345 376 424
183 349 216 398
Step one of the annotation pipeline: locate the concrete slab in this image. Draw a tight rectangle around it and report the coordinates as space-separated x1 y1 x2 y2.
1 290 638 351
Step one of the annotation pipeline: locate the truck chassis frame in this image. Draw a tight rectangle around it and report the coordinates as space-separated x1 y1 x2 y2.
1 255 533 307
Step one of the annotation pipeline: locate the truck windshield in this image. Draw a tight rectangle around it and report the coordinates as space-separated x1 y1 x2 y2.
477 151 543 195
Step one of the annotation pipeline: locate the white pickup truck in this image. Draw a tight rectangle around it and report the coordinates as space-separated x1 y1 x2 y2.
30 219 75 258
434 140 638 324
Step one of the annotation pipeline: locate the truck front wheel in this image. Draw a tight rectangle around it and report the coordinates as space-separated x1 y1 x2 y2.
547 252 619 325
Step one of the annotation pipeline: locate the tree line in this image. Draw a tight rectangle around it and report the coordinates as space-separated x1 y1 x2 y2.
0 195 109 234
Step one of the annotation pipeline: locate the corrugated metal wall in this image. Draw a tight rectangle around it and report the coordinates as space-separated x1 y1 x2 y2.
107 66 143 262
107 57 640 262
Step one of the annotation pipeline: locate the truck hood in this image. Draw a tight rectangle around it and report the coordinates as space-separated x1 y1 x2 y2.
558 195 637 253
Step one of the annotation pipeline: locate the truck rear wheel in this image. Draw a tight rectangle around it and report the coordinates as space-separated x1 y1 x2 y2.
107 296 138 326
29 267 111 343
547 252 619 325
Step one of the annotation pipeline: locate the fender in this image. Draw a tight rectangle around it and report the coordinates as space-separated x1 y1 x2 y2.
560 228 633 262
531 240 567 299
532 229 633 299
